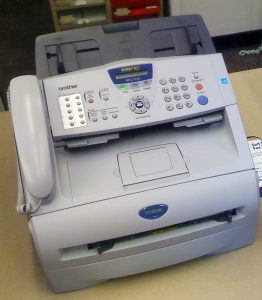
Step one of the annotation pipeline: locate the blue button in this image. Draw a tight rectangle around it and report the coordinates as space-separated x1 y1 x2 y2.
197 95 208 105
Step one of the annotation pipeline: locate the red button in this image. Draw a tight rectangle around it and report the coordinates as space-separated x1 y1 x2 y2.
88 99 94 103
195 83 203 90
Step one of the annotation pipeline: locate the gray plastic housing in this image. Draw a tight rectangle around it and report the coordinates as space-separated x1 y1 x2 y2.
28 75 259 292
35 15 215 79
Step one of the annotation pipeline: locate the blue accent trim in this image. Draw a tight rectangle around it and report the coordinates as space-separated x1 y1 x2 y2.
220 77 229 84
108 64 153 84
139 204 168 220
197 95 209 105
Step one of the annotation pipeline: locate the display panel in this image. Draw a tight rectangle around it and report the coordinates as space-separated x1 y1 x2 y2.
116 71 148 80
108 64 153 84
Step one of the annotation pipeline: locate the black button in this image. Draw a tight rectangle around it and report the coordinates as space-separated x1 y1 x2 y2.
135 100 144 108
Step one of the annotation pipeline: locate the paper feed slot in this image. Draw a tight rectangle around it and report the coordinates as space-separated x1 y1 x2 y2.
57 111 223 148
61 110 223 149
60 208 243 262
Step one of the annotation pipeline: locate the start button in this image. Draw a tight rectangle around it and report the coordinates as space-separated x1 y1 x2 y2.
197 95 208 105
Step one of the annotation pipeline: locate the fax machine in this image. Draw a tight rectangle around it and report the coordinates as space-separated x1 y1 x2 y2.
10 17 259 293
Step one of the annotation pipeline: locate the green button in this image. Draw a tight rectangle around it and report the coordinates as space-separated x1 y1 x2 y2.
117 84 129 91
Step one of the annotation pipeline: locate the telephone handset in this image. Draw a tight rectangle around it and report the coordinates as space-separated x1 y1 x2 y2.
10 76 54 200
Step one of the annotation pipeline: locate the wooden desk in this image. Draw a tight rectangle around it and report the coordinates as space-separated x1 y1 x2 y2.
0 68 262 300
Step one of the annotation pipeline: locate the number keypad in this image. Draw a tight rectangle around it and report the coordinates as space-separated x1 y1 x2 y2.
59 94 87 129
159 76 194 111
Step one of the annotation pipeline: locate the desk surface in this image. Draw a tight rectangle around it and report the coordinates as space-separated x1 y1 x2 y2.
0 68 262 300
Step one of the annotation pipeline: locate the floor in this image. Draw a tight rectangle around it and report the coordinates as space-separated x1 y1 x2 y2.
214 31 262 73
221 45 262 73
0 1 261 110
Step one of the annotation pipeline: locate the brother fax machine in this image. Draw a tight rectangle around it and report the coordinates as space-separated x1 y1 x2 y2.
9 15 259 292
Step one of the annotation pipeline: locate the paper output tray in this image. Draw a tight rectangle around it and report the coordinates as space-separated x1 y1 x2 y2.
47 211 246 292
60 208 243 264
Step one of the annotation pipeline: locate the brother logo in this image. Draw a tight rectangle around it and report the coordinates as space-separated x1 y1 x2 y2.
145 208 163 215
58 84 77 91
139 204 168 220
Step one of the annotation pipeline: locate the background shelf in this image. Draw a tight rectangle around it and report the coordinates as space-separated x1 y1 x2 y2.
49 0 163 31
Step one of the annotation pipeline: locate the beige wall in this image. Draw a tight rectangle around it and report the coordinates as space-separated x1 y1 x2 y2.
169 0 262 36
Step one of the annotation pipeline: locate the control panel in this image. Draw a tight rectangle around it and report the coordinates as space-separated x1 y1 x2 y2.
43 54 234 140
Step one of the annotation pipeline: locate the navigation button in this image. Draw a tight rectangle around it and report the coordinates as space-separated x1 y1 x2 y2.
129 100 136 111
132 95 144 101
135 100 144 109
144 99 150 109
135 107 147 114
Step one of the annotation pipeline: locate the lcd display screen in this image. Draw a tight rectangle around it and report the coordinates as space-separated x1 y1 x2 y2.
116 71 149 80
108 64 153 84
